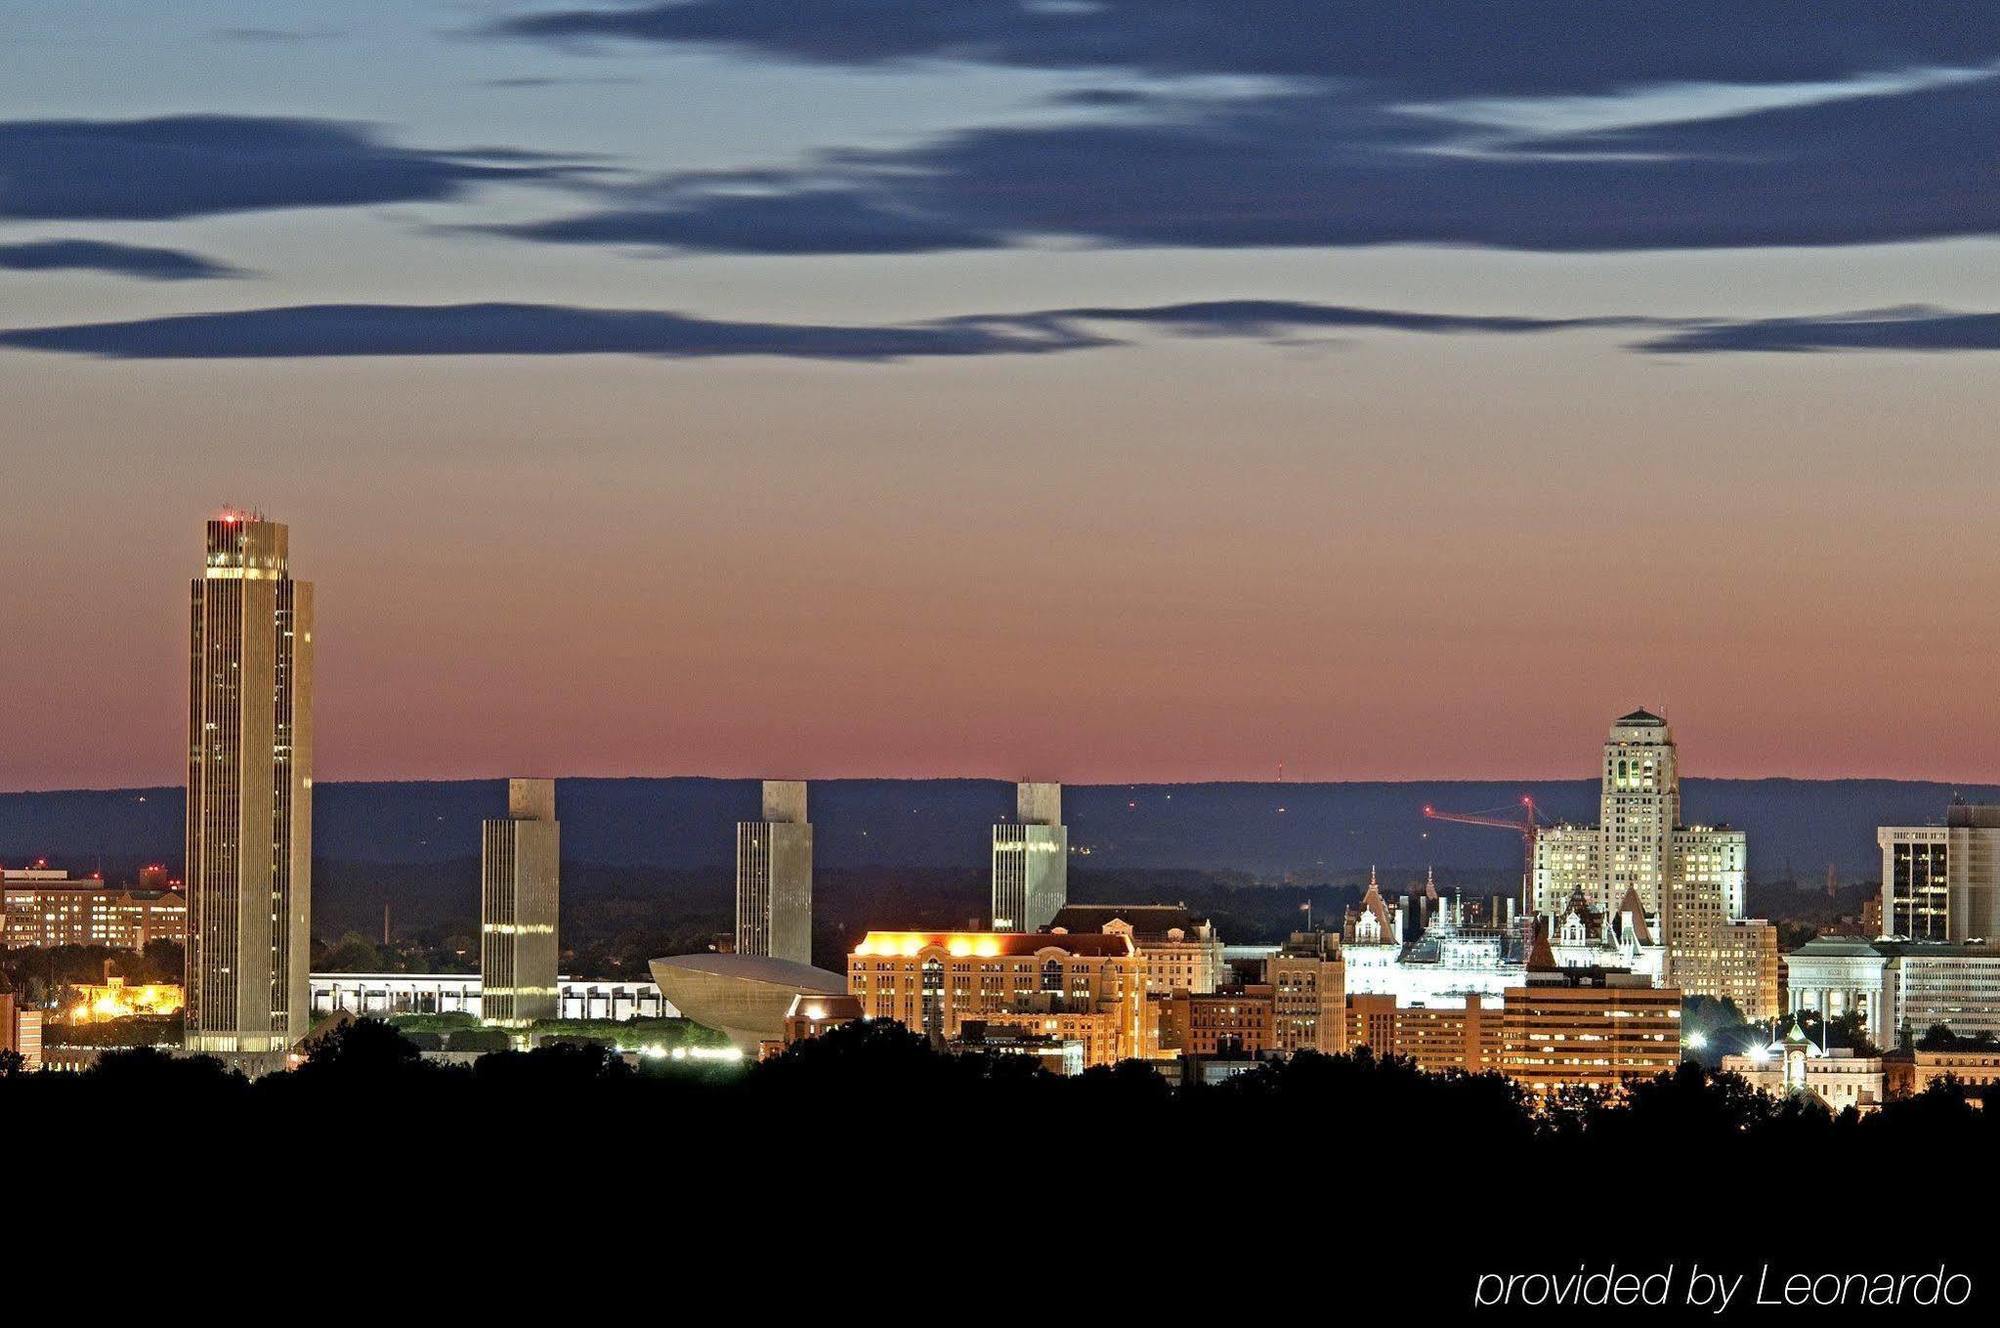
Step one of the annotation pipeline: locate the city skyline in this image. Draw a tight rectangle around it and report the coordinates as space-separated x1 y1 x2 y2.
7 7 2000 790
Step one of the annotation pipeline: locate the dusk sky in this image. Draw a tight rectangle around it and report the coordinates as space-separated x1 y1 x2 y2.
5 3 2000 789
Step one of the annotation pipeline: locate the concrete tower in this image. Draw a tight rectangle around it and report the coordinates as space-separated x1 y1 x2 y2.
481 778 560 1028
184 513 314 1056
736 780 813 965
992 782 1067 933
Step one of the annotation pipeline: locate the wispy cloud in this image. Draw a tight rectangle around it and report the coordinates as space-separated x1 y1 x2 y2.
0 116 584 221
0 238 241 281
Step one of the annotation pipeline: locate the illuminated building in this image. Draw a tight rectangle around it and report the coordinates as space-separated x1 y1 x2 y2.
1267 930 1345 1055
3 868 186 950
1497 930 1682 1095
1785 937 2000 1044
1877 804 2000 941
1526 709 1755 1007
650 953 847 1049
1343 874 1663 1012
776 991 865 1053
1904 1048 2000 1101
847 930 1147 1067
309 974 677 1021
1 974 42 1072
480 778 560 1028
1346 992 1502 1074
1721 1022 1887 1113
1679 917 1781 1024
1164 985 1275 1057
948 1020 1087 1076
1159 931 1343 1059
1047 903 1224 994
184 513 314 1056
736 780 813 965
67 977 184 1022
991 782 1066 932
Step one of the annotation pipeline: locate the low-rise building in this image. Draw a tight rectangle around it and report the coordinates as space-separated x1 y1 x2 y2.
1498 935 1682 1095
1722 1023 1888 1113
847 930 1149 1067
309 973 678 1022
1904 1047 2000 1102
3 868 187 951
1 978 42 1071
1046 904 1224 995
1346 992 1502 1075
1783 938 2000 1045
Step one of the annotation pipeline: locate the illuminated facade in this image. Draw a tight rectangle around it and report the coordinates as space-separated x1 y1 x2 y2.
68 978 184 1022
1786 937 2000 1044
0 982 41 1072
1346 992 1503 1075
1526 710 1753 1006
309 973 676 1021
992 782 1067 932
736 779 813 965
480 778 560 1028
184 514 313 1056
3 870 186 950
1498 938 1682 1095
1160 931 1343 1058
1047 904 1224 994
1722 1025 1888 1113
847 930 1147 1067
1877 804 2000 942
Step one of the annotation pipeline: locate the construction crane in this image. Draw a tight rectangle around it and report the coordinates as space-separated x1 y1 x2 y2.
1421 796 1551 910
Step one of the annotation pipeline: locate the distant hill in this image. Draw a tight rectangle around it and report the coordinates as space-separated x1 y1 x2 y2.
3 776 1991 882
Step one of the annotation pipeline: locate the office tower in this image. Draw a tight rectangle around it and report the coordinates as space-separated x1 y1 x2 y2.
1601 709 1678 915
1877 804 2000 941
481 779 560 1028
1525 709 1753 1003
736 779 813 965
992 781 1067 932
184 513 313 1055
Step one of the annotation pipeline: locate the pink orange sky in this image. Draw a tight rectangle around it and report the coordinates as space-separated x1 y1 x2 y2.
4 6 2000 788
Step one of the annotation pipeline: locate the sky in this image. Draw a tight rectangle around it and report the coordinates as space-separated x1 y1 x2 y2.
4 2 2000 789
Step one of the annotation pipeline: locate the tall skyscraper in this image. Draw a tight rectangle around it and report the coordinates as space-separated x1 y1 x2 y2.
1600 709 1678 916
736 779 813 964
184 513 314 1055
1528 709 1752 1004
1877 804 2000 941
481 778 560 1028
992 781 1067 932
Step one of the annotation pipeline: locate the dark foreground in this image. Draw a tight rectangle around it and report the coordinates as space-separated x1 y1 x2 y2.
9 1020 1990 1321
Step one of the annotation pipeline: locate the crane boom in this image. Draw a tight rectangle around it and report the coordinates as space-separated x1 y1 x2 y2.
1421 797 1545 910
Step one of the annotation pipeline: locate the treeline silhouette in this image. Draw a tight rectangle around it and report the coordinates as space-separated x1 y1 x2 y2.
6 1017 1992 1163
10 1019 1996 1311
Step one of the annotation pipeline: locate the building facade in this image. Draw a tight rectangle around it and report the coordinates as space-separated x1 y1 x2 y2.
309 973 676 1021
736 779 813 965
3 870 186 950
1498 962 1683 1096
184 513 314 1055
1346 992 1503 1075
1047 904 1224 995
480 778 560 1028
1784 937 2000 1044
1877 804 2000 942
992 782 1067 933
847 930 1146 1067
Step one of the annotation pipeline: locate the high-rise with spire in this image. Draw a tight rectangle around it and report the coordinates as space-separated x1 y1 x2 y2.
183 512 314 1055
